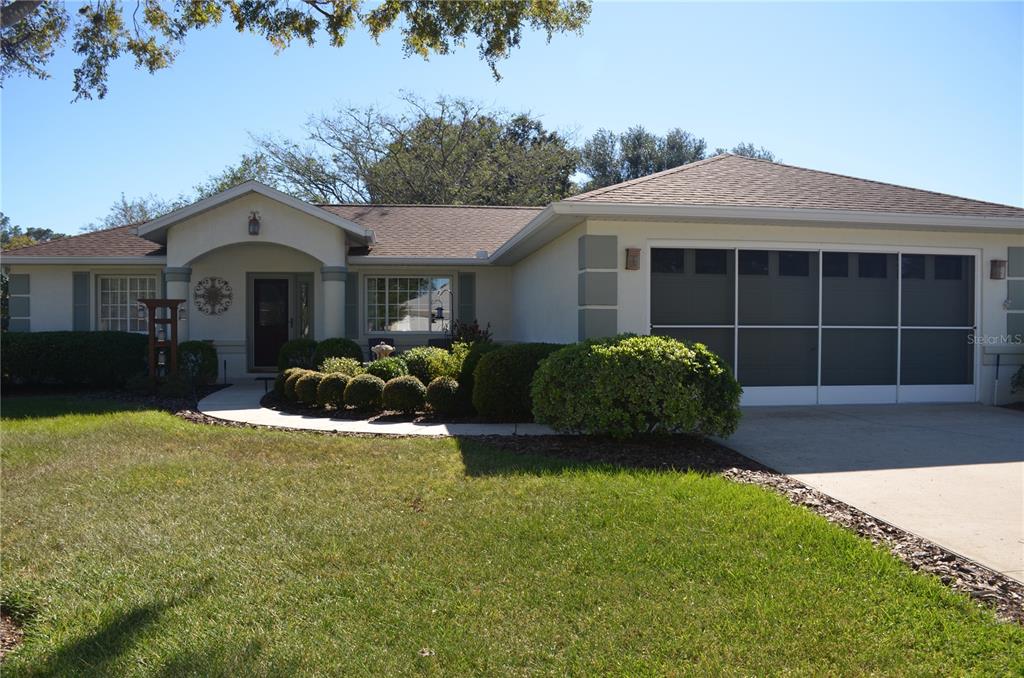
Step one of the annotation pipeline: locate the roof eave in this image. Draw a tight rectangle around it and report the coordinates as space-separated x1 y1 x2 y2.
2 255 168 265
347 255 493 266
136 181 375 245
490 201 1024 264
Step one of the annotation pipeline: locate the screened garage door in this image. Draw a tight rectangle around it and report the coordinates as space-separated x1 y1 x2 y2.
650 247 976 405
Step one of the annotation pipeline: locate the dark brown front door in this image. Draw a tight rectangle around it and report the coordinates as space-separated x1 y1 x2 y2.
253 278 289 368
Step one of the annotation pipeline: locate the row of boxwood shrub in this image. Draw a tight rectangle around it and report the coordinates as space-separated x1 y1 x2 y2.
1 331 148 386
281 367 465 415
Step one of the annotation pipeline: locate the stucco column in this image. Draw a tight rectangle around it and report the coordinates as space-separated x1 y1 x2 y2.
321 266 347 339
164 267 191 341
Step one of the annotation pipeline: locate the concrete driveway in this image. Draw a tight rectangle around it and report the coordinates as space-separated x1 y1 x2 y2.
724 404 1024 582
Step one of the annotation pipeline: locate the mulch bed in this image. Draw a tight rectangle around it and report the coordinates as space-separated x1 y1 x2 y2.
0 612 24 661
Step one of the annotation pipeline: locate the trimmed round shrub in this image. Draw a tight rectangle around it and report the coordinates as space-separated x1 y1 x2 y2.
295 371 326 406
366 356 408 382
178 340 218 384
277 338 318 371
283 368 310 401
320 356 364 377
402 346 453 385
382 375 427 413
531 335 742 439
344 373 385 410
313 337 363 366
426 377 460 417
317 373 350 408
456 341 500 410
472 343 563 421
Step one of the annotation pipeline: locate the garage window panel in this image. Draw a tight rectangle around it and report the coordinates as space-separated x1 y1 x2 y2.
822 252 898 326
901 254 974 327
738 250 818 326
650 248 734 326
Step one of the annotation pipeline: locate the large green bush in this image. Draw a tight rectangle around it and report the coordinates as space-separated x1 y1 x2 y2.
320 356 364 377
295 371 326 406
344 373 385 410
531 335 742 439
382 375 426 413
1 331 147 386
178 340 218 384
457 341 500 410
317 373 350 408
277 338 318 371
472 343 563 421
426 377 460 417
313 337 363 366
366 356 408 382
402 346 460 385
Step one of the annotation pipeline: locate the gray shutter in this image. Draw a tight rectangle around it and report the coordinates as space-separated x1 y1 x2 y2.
72 272 91 330
344 272 359 339
457 272 476 322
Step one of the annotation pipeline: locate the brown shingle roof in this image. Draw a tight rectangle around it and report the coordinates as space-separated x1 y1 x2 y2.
2 224 165 258
568 154 1024 218
318 204 541 258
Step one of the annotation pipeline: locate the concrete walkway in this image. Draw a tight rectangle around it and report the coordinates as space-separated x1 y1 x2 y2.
725 404 1024 583
197 381 560 436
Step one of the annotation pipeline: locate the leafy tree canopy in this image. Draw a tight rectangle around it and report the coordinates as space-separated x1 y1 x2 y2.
714 142 777 162
0 211 66 249
255 94 580 205
579 127 776 191
0 0 591 100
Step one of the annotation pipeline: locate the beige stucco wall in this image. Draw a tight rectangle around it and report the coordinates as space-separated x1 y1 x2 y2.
507 223 584 343
583 217 1024 404
3 263 165 331
166 193 347 267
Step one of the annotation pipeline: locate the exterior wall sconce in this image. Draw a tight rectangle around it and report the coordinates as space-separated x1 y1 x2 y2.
625 247 641 270
990 259 1007 280
137 303 146 319
433 306 444 321
248 211 261 236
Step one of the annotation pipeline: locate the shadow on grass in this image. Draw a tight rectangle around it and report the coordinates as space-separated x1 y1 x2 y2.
454 434 768 479
24 579 211 678
0 395 145 421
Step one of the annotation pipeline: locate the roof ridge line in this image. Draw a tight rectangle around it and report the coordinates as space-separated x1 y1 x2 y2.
749 155 1024 211
318 203 543 210
568 154 731 201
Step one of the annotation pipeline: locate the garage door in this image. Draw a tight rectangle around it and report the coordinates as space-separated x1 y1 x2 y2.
650 247 976 405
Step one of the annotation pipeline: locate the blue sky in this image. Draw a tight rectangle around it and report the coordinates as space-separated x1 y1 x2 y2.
2 1 1021 234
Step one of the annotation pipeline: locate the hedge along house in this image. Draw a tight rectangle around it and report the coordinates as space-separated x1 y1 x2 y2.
5 154 1023 405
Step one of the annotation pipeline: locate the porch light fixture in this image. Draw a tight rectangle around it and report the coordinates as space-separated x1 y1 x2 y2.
625 247 641 270
137 303 146 319
990 259 1007 280
433 305 444 321
248 211 261 236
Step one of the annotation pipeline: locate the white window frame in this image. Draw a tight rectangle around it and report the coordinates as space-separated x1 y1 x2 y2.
364 275 453 335
97 275 158 333
645 239 981 405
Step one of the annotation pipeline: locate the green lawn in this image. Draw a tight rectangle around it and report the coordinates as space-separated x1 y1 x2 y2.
2 397 1021 676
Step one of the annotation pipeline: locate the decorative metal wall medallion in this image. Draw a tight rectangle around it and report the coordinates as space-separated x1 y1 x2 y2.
193 276 233 315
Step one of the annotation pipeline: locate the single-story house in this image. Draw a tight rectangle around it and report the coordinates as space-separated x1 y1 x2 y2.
5 154 1023 405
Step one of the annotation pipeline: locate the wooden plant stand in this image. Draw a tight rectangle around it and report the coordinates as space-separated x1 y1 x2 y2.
138 299 185 385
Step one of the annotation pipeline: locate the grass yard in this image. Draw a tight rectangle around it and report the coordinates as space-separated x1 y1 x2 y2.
1 397 1021 676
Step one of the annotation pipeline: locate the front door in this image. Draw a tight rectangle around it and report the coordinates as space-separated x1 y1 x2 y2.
253 278 290 369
